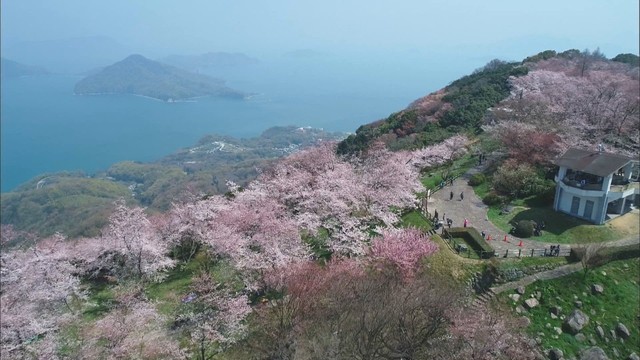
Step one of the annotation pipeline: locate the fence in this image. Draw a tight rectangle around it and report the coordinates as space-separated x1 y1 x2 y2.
436 224 572 259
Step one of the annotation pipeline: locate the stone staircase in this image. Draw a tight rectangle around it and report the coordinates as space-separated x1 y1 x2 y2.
470 287 497 310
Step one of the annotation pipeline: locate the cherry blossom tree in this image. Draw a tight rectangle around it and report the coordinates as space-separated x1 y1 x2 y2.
103 200 175 280
369 228 438 280
0 234 85 358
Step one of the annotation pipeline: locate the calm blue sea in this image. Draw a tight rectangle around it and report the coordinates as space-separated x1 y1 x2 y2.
1 56 466 192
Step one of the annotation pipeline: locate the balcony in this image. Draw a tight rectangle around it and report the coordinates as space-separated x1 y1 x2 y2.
555 177 605 197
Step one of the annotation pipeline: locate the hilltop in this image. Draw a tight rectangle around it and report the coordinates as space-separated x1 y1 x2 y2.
74 54 247 101
338 50 639 157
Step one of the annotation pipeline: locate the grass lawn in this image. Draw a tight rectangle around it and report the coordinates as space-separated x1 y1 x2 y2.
400 210 433 231
423 235 483 283
497 257 640 359
488 206 624 245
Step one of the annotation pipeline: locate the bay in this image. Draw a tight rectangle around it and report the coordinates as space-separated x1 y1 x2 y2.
1 55 465 192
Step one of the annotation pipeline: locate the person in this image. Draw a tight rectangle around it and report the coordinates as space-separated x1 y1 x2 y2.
447 218 453 228
434 210 439 222
460 192 464 201
481 230 486 238
442 212 446 221
463 218 468 227
450 191 454 200
555 245 560 256
427 188 431 200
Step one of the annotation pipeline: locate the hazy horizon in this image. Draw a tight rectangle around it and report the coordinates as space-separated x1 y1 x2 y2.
2 0 638 69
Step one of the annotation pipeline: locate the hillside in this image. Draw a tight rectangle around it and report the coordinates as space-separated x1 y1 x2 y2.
338 50 639 156
0 126 344 238
1 49 638 360
74 54 247 101
0 57 49 78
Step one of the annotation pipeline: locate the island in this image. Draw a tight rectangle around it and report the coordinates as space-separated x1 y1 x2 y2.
73 54 247 101
1 57 49 78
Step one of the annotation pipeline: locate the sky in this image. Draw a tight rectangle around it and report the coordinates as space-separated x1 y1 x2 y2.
1 0 639 60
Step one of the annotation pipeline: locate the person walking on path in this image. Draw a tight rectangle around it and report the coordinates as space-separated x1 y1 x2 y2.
460 192 464 201
463 218 468 228
434 210 439 222
427 188 431 200
450 191 454 201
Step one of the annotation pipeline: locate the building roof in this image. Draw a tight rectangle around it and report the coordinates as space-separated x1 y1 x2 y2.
555 148 634 177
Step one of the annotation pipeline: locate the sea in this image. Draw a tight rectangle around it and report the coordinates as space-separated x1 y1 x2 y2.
1 55 473 192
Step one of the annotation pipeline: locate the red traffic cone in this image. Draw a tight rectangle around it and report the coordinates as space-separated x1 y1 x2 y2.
518 240 523 247
503 235 508 242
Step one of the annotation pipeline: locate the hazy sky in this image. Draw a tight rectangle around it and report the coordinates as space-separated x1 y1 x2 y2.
2 0 639 59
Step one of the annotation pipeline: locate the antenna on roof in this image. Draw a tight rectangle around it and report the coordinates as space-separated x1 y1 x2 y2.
597 144 604 153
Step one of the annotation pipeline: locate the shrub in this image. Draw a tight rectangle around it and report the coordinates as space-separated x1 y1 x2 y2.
444 227 494 258
468 173 486 186
482 191 506 206
514 220 535 238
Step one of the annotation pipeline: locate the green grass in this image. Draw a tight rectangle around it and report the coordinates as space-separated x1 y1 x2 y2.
487 206 622 244
423 235 483 283
498 258 640 359
450 236 481 259
82 283 116 321
400 210 433 231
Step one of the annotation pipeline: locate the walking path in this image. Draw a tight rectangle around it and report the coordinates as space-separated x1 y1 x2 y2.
490 262 584 294
425 156 640 256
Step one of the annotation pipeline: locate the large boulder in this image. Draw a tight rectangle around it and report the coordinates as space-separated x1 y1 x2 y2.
563 309 589 335
628 353 639 360
524 298 539 309
616 323 631 339
580 347 609 360
591 284 604 294
549 348 563 360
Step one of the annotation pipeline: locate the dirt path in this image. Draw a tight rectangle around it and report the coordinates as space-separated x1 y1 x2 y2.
490 263 584 294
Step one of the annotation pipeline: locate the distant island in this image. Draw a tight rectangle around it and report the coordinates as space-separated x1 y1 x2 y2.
1 57 49 78
73 54 247 101
159 52 259 72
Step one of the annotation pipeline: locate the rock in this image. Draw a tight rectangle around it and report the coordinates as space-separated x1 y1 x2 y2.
546 323 552 328
580 347 609 360
563 309 589 334
588 336 597 345
591 284 604 295
591 309 597 316
509 293 521 302
551 313 558 319
575 333 587 342
520 316 531 327
560 315 566 320
600 271 606 276
551 306 563 315
554 327 563 335
549 348 564 360
612 349 619 358
616 323 631 339
610 329 617 340
535 291 542 300
628 353 639 360
535 337 543 345
515 305 526 314
517 285 526 295
524 298 539 309
575 300 583 308
596 326 605 338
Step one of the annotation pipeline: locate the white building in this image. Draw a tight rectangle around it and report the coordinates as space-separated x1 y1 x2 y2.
553 148 639 224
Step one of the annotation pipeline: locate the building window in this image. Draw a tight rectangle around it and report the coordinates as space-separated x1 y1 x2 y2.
571 196 580 214
583 200 594 219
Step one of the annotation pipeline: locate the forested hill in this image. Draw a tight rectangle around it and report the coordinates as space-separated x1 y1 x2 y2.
338 50 640 155
74 54 247 101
